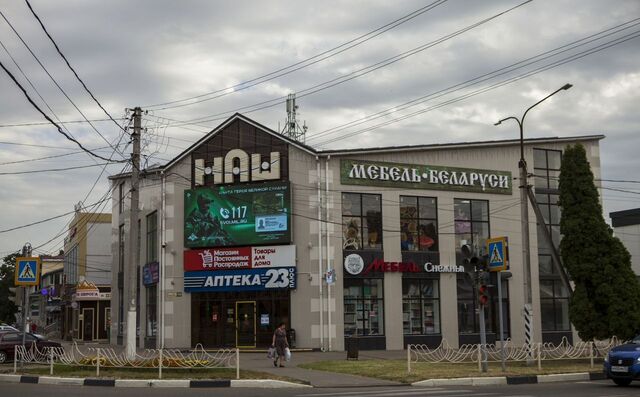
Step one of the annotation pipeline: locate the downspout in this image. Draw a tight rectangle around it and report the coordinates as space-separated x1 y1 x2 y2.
160 170 166 348
316 156 325 351
325 155 332 351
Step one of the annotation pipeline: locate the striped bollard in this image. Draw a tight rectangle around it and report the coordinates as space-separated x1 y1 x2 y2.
524 303 534 364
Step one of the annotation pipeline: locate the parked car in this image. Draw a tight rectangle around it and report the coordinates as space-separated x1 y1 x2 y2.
0 324 18 332
604 334 640 386
0 331 61 364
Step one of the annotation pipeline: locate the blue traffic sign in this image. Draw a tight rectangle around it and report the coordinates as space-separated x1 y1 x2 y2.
15 257 40 286
487 237 509 272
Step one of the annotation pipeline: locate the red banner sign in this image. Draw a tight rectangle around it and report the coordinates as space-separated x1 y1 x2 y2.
184 245 295 272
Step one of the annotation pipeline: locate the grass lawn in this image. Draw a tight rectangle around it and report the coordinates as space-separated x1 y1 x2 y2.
299 359 602 384
0 363 300 382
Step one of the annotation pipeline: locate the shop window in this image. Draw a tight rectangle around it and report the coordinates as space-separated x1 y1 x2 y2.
343 278 384 336
342 193 382 250
146 212 158 263
457 272 510 336
400 196 438 252
454 199 489 253
146 285 157 337
402 278 440 335
534 148 570 332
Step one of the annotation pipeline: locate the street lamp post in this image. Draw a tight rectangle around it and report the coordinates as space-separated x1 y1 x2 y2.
494 83 572 362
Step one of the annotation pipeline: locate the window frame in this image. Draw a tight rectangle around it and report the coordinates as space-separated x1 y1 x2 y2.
342 192 383 251
400 195 439 252
402 277 441 335
343 277 385 337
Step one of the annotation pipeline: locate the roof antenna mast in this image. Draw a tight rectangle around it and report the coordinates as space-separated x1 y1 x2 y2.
281 93 307 143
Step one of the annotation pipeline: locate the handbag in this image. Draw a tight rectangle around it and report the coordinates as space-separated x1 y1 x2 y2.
284 347 291 361
267 346 276 359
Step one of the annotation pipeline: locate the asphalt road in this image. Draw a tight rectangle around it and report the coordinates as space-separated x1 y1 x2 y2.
0 380 639 397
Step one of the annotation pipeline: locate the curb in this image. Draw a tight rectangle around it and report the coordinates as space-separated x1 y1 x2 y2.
0 374 308 388
411 372 605 387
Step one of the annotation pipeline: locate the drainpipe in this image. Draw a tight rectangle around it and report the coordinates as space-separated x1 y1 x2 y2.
160 170 166 349
325 155 332 351
316 156 324 351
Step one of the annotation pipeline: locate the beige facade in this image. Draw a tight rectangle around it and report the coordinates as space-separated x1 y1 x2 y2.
109 113 602 350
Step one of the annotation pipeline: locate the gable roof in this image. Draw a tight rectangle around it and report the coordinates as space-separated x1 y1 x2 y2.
164 113 317 171
110 112 605 180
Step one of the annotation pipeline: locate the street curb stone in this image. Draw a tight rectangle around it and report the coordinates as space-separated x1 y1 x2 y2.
150 379 191 387
20 375 39 384
231 379 312 388
472 376 507 386
506 375 538 385
84 378 115 387
0 374 21 383
114 379 152 387
190 379 230 387
39 376 84 385
537 372 589 383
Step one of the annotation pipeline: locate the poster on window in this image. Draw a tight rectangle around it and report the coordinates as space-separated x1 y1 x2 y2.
184 181 291 247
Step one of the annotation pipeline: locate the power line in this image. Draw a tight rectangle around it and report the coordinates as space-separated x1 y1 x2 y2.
313 29 640 147
0 196 112 234
0 10 127 159
306 18 640 144
0 161 115 175
162 0 532 126
0 59 127 163
23 0 127 135
144 0 450 110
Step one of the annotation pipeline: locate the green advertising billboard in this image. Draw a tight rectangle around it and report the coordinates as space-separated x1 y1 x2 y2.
184 181 291 248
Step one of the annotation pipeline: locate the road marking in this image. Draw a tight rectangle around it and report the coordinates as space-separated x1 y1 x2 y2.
297 391 495 397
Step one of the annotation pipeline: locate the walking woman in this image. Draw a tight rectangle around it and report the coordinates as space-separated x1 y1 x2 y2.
271 322 289 367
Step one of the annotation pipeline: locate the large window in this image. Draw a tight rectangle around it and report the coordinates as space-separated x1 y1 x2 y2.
118 183 125 214
118 224 125 336
146 285 157 337
400 196 438 252
343 278 384 336
403 278 440 334
455 198 491 334
342 193 382 250
540 279 570 331
454 199 489 252
534 148 570 332
146 212 158 263
457 273 510 336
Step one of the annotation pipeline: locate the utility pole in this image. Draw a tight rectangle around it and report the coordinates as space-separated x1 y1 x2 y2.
20 242 32 368
495 83 572 364
126 107 141 359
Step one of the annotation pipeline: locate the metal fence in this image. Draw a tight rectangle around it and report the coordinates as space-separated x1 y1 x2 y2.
14 342 240 379
407 337 621 373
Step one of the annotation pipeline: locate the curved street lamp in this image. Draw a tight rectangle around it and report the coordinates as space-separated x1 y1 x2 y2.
494 83 572 361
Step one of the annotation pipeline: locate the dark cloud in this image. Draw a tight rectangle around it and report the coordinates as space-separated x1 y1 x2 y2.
0 0 639 253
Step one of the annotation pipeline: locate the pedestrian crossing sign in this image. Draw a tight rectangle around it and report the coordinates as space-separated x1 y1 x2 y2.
486 237 509 272
15 257 41 286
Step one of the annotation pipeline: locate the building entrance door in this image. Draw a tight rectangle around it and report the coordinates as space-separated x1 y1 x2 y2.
236 301 256 348
82 308 94 341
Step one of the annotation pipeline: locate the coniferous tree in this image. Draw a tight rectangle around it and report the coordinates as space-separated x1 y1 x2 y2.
559 144 640 340
0 253 18 324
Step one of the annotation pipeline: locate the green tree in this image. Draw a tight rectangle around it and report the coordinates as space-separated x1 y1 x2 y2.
0 252 19 324
559 143 640 340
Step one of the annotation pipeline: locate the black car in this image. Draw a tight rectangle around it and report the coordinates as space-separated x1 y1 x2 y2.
0 331 61 363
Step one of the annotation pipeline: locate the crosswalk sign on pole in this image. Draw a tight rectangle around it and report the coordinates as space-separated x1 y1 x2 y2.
15 257 41 286
486 237 509 272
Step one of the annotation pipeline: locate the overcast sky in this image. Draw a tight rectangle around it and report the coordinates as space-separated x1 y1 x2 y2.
0 0 639 257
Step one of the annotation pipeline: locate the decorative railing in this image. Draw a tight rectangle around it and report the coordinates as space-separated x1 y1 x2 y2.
14 342 240 379
407 337 621 373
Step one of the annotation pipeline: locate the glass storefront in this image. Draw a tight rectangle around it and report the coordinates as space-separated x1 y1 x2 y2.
191 290 289 348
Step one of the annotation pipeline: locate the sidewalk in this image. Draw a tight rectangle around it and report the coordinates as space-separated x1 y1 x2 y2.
240 350 406 387
57 341 405 387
